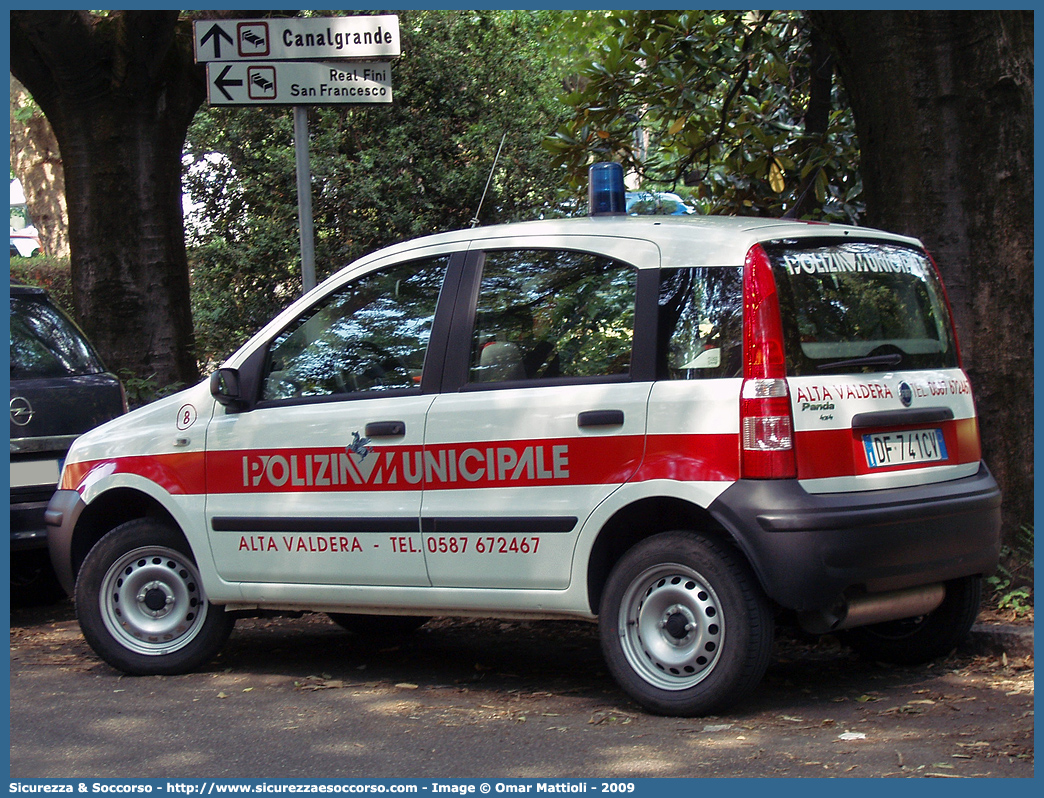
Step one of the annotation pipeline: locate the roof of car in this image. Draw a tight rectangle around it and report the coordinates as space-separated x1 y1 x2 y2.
346 214 923 273
225 214 925 371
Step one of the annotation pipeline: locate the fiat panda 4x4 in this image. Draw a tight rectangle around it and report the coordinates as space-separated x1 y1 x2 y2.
46 181 1001 716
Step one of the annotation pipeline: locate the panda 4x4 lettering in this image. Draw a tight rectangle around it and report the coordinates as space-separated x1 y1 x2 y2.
46 211 1001 716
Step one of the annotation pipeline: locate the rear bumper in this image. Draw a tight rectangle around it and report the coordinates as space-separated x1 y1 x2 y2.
709 462 1002 612
10 451 68 552
10 486 57 552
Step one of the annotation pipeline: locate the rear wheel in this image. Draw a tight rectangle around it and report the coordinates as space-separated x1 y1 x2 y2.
75 519 234 675
844 576 982 665
327 613 429 637
599 531 773 716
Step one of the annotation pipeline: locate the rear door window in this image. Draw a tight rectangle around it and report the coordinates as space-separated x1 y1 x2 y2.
763 241 959 375
468 249 636 384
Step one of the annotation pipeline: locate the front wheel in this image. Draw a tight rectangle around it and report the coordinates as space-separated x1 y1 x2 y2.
843 576 982 665
599 531 773 716
75 519 235 675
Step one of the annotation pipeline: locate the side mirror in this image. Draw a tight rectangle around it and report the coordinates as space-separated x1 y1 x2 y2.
210 367 246 410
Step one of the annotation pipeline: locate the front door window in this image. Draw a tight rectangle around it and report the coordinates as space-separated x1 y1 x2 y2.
262 258 448 401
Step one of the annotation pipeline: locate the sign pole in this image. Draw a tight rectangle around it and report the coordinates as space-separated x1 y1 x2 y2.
293 105 317 293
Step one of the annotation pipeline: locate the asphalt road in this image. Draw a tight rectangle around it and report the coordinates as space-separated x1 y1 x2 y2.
9 600 1034 779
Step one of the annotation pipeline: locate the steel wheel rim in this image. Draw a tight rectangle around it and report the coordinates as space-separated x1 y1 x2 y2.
617 563 724 691
98 546 208 656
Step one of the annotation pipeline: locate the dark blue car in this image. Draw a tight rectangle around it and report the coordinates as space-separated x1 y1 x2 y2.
9 283 126 603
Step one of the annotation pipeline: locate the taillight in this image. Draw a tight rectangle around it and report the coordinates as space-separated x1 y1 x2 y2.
741 244 796 479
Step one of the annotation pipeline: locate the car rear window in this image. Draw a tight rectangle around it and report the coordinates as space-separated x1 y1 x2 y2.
763 241 959 376
9 296 106 380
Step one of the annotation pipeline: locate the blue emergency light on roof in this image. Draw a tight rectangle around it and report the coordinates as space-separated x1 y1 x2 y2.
588 162 626 216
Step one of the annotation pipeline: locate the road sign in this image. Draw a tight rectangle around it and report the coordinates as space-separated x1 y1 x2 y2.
206 61 393 106
193 15 400 294
194 16 400 63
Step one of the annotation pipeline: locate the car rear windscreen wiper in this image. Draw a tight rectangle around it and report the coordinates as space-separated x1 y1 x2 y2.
815 352 903 371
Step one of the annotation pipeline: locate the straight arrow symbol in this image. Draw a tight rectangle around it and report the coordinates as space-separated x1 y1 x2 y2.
213 65 243 101
200 23 235 60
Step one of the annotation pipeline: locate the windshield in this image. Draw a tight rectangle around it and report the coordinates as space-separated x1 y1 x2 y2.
763 241 959 376
10 296 106 380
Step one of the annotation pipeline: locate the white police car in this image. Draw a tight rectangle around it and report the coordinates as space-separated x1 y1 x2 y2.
46 165 1001 716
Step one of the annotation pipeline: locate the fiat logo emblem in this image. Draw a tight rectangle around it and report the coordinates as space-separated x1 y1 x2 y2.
898 381 913 408
10 396 34 426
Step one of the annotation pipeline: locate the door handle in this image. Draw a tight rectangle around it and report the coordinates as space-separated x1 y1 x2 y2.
365 420 406 437
577 409 625 428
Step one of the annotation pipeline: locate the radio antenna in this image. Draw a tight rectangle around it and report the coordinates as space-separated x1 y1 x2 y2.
470 133 507 228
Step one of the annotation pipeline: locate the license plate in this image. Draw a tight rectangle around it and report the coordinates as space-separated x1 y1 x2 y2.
863 428 948 469
10 458 61 488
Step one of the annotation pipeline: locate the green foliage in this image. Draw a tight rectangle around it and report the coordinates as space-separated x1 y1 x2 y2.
185 9 567 368
993 585 1033 616
543 11 862 221
9 255 74 313
117 369 185 410
10 84 39 125
986 525 1034 617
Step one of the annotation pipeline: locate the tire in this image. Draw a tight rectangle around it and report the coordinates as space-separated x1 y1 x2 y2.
844 576 982 665
74 519 235 675
327 613 429 636
599 531 773 717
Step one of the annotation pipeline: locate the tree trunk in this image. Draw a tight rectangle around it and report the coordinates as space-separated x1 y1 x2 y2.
10 10 205 387
810 11 1034 539
9 76 69 258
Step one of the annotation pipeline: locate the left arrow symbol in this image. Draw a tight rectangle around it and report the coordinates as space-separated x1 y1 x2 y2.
200 24 235 60
213 65 243 101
